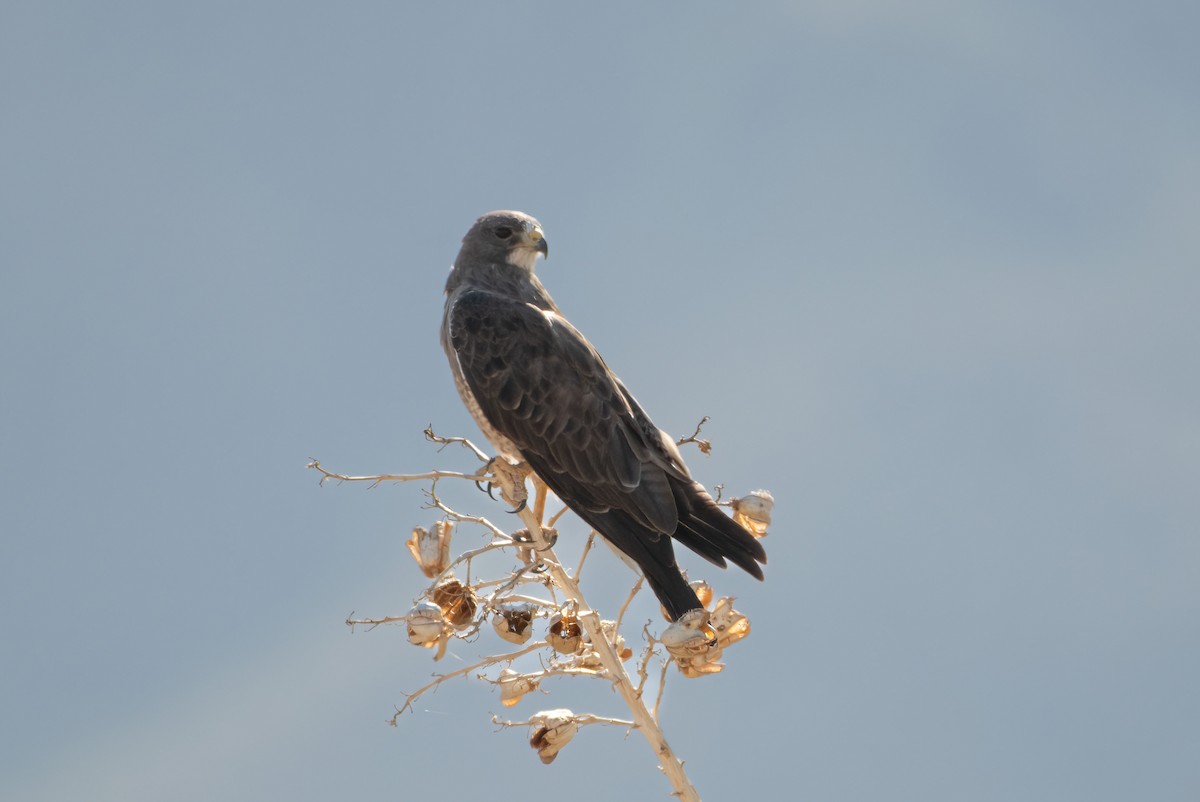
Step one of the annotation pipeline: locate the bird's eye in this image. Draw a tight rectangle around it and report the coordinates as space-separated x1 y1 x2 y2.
494 226 513 239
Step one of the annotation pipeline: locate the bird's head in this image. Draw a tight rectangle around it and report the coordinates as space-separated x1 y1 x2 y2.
457 210 549 273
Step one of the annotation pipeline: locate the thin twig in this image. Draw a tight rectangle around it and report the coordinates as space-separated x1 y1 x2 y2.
346 613 408 631
491 713 637 729
308 460 486 488
479 564 548 607
532 476 548 525
546 504 571 528
491 593 557 607
390 641 547 723
635 623 656 697
430 540 512 586
484 665 606 686
573 531 596 580
675 416 712 455
424 426 490 462
427 494 509 539
616 576 645 633
653 659 670 722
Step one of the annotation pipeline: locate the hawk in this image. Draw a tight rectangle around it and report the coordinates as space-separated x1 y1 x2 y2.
441 211 766 620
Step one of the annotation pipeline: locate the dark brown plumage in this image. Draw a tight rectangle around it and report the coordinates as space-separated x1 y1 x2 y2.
442 211 766 620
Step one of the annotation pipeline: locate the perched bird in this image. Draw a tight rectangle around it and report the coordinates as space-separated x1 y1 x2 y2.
441 211 766 620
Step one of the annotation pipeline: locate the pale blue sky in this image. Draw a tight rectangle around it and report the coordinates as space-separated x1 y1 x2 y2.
2 2 1197 800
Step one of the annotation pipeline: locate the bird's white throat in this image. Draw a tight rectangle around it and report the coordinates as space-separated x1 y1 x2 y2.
505 248 541 272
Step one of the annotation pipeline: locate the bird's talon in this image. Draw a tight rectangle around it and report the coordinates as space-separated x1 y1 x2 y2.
506 499 528 514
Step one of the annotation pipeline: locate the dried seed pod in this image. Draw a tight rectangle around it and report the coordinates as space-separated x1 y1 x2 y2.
661 609 717 660
406 600 445 648
731 489 774 538
662 608 727 677
709 597 751 649
528 709 579 764
547 608 583 654
497 668 539 707
430 575 478 630
599 619 633 661
491 602 536 645
577 618 633 669
678 660 727 679
575 647 603 670
406 521 453 578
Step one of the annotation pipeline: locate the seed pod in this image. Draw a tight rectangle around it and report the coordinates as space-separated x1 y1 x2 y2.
731 489 774 538
677 659 727 679
497 668 539 707
406 600 445 648
430 575 478 630
547 608 583 654
662 608 727 677
577 618 633 668
710 597 751 648
528 709 579 764
661 608 717 661
406 521 454 578
491 602 536 645
599 619 632 661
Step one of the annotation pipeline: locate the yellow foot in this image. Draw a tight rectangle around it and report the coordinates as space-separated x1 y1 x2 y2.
484 457 532 513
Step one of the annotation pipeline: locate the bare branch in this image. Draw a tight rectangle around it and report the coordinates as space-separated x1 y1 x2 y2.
675 416 712 455
473 569 539 593
572 531 596 580
653 658 670 722
423 426 490 462
425 491 509 540
616 577 645 633
635 622 656 697
483 664 607 686
346 614 407 631
491 712 637 729
389 641 547 724
546 504 571 528
308 459 486 488
490 593 557 607
433 539 513 586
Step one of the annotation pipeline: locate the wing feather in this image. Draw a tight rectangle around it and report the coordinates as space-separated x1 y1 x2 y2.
449 291 679 533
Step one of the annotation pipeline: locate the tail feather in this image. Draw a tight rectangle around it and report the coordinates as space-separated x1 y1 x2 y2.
680 505 766 579
527 459 767 622
671 480 766 577
574 507 703 620
668 519 732 570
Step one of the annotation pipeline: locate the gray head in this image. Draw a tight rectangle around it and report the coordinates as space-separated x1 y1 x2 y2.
456 210 549 273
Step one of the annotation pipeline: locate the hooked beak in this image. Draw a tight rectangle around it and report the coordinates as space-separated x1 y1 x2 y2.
529 227 549 260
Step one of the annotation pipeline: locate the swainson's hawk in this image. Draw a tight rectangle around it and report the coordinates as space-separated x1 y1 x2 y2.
441 211 766 620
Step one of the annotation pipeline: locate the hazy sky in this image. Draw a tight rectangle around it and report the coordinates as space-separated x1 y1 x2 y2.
2 3 1197 800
